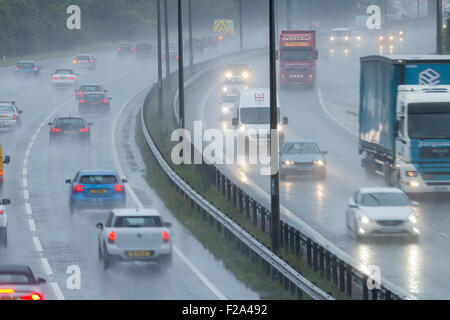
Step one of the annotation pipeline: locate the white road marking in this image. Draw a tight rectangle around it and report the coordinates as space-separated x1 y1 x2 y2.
23 190 29 200
113 88 228 300
25 202 32 215
22 167 27 176
29 219 36 232
50 282 65 300
40 258 53 276
23 158 28 167
23 178 28 188
33 236 43 252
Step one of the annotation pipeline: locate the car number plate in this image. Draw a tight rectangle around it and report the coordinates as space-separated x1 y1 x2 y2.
127 251 152 257
0 297 18 300
64 130 76 134
0 115 9 119
90 189 107 194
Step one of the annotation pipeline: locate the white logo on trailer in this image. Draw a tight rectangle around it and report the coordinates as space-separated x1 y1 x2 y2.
419 68 441 85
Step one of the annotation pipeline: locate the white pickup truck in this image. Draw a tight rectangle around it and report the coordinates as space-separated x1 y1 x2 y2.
96 208 173 270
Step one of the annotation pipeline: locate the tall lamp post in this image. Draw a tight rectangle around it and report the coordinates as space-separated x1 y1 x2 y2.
164 0 170 76
437 0 443 54
269 0 280 254
157 0 163 117
178 0 185 129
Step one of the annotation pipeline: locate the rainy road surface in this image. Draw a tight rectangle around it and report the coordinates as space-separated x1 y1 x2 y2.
183 26 450 299
0 45 260 300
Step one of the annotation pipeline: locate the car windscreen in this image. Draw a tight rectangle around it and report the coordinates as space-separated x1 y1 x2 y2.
113 216 163 228
280 47 313 61
79 175 118 184
76 56 90 60
17 62 35 68
408 103 450 139
283 143 320 155
55 118 84 128
120 44 133 48
0 273 34 284
360 192 410 207
240 108 280 124
80 86 102 92
332 30 350 37
0 105 15 113
223 95 237 103
55 69 73 74
84 94 105 101
225 78 245 84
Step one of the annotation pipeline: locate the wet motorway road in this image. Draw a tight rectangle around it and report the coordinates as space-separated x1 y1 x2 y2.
0 45 260 299
183 25 450 299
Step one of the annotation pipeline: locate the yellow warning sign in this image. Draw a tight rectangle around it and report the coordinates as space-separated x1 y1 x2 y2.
214 19 235 35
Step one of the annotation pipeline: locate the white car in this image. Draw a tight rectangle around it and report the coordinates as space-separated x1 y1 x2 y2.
0 199 11 247
345 187 420 241
51 69 79 88
96 208 173 270
221 76 248 97
219 93 238 121
73 54 96 70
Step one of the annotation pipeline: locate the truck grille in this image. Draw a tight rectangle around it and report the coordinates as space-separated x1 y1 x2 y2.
294 162 314 167
420 147 450 159
285 68 309 73
376 220 403 227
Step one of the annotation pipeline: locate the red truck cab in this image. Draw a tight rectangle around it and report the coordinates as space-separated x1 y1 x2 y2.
279 31 318 89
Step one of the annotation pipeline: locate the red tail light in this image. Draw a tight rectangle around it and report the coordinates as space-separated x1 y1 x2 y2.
80 99 86 104
15 67 18 71
118 48 122 51
73 185 84 192
131 48 135 51
114 184 124 192
89 59 94 63
77 91 83 96
21 292 42 300
162 230 170 243
103 99 109 103
78 127 89 132
12 115 17 120
68 76 76 80
152 49 155 53
51 76 57 80
0 170 3 177
51 127 62 132
0 210 3 215
108 231 116 243
33 67 38 71
72 59 77 64
176 56 179 60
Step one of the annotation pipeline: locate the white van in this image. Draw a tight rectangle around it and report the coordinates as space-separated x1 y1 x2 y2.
232 88 288 147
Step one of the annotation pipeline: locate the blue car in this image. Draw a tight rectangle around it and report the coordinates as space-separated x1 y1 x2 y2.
66 170 127 214
14 61 41 78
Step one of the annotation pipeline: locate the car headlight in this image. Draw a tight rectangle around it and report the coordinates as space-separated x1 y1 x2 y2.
408 180 420 188
242 72 249 79
330 36 335 41
399 31 404 35
277 124 283 131
314 159 325 167
284 160 294 166
360 215 371 225
222 86 228 93
379 36 384 40
221 107 230 114
344 36 349 41
356 36 361 41
389 35 394 40
239 125 246 132
408 215 418 224
406 171 417 177
225 72 232 78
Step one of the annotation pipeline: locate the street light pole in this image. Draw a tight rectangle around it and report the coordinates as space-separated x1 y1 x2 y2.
188 0 193 66
239 0 243 51
157 0 163 117
437 0 443 54
164 0 170 76
286 0 292 30
178 0 185 129
269 0 280 254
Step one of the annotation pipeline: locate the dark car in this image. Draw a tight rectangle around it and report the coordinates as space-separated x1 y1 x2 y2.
48 117 91 145
14 61 41 78
135 42 155 60
79 92 112 115
279 141 327 180
201 35 217 48
75 84 108 100
117 43 135 57
0 265 47 300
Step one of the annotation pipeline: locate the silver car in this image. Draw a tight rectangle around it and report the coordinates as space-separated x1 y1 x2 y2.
279 141 327 180
96 208 173 270
73 54 96 70
0 265 47 300
0 102 23 128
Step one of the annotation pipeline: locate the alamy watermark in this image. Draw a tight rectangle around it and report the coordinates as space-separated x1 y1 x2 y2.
67 5 81 30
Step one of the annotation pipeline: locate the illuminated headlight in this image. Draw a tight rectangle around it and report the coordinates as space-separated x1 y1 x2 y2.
222 86 228 93
221 107 230 114
379 36 384 40
406 171 417 177
242 72 249 79
413 227 420 234
356 36 361 41
344 36 349 41
277 124 283 131
314 159 325 167
284 160 294 166
360 215 371 225
408 181 420 188
400 38 404 41
244 86 249 90
330 36 335 41
239 125 246 132
225 72 232 78
309 74 313 78
399 31 404 35
408 215 418 224
358 227 366 234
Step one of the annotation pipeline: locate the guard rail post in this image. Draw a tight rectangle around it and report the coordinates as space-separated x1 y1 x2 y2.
261 207 266 233
238 189 243 214
221 173 226 196
227 179 231 201
332 256 338 286
289 226 295 254
346 265 352 297
339 261 345 292
232 185 237 208
284 223 289 252
313 243 318 272
245 195 250 219
307 238 312 267
325 251 331 281
319 246 324 274
252 201 257 226
295 231 300 257
372 288 378 300
280 221 284 248
363 275 369 300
